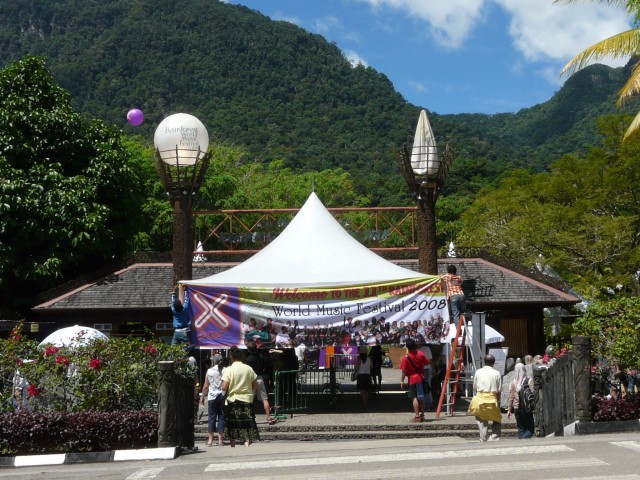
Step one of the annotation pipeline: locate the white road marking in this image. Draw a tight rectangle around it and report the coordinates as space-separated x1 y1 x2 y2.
221 458 608 480
545 476 640 480
125 467 165 480
205 444 574 472
611 441 640 452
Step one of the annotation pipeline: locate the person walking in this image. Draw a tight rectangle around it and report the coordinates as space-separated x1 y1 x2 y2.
507 362 535 439
354 345 373 408
221 346 260 447
468 354 502 441
245 340 277 425
400 338 430 423
369 341 383 393
200 354 225 446
440 265 467 322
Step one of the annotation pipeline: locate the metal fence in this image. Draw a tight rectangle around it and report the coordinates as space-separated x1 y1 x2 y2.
272 354 359 417
533 353 575 437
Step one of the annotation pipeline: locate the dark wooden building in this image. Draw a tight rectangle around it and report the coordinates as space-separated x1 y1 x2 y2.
29 257 579 358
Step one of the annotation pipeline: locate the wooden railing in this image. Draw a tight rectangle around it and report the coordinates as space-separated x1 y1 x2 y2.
193 206 420 256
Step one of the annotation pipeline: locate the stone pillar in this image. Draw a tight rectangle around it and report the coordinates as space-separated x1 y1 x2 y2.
157 361 177 447
572 336 591 423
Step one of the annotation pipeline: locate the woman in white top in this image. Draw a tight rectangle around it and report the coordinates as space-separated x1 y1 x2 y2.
355 345 372 408
200 354 226 446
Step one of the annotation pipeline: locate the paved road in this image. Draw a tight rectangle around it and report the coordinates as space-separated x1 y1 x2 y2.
5 433 640 480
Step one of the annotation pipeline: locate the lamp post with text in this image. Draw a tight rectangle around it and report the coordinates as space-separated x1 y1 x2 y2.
396 110 455 274
154 113 212 286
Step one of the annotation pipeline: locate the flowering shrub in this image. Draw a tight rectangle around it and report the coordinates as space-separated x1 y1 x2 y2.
0 410 158 455
0 323 195 413
591 393 640 422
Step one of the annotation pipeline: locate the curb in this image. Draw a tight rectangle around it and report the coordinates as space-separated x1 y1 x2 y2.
0 447 179 468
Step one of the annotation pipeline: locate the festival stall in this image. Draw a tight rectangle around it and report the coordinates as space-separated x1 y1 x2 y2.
181 193 448 348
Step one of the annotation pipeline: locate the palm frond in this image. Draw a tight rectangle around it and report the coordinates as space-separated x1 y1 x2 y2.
623 109 640 140
554 0 628 8
617 59 640 104
561 29 640 77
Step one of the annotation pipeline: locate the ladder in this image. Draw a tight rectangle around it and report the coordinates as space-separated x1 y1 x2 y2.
435 313 467 417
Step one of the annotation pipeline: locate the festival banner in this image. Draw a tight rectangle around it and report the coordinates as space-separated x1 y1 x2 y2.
186 275 449 348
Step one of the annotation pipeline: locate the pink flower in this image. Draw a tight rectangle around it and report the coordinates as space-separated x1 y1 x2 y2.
56 355 70 367
45 346 59 356
26 385 42 397
541 354 550 365
89 358 102 370
142 344 158 355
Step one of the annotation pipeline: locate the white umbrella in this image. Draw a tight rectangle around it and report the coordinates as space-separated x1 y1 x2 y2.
444 323 505 345
39 325 109 348
410 109 441 177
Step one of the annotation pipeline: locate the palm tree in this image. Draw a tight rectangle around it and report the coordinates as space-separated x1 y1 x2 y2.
558 0 640 139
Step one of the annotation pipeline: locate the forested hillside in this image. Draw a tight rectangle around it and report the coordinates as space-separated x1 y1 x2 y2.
0 0 635 206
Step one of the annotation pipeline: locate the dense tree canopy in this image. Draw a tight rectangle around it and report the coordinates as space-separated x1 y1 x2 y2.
459 115 640 297
0 57 144 317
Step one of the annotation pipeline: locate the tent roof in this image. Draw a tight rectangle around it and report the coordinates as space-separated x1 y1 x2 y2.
183 193 429 287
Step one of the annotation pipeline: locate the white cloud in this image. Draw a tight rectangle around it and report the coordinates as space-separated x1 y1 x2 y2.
343 49 369 67
270 13 304 27
313 15 342 35
495 0 631 67
355 0 486 49
408 79 427 93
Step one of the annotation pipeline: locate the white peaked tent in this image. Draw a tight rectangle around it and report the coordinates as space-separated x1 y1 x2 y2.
410 109 440 177
183 192 429 287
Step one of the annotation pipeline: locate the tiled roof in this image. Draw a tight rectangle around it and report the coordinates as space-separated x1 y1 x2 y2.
33 258 579 312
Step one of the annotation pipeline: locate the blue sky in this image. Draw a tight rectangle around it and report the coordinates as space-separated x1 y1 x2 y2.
225 0 631 115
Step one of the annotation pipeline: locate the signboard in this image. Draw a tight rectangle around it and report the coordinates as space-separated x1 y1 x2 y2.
186 276 448 348
489 347 509 375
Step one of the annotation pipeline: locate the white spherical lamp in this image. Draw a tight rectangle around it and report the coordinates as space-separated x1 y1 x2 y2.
154 113 209 167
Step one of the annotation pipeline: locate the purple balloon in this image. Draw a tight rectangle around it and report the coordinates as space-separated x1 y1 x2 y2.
127 108 144 126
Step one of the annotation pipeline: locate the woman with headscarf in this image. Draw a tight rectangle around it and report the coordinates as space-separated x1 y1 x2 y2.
507 362 535 439
200 353 226 446
221 346 260 447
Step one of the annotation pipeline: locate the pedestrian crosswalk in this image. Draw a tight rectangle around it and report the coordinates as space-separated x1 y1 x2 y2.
122 441 640 480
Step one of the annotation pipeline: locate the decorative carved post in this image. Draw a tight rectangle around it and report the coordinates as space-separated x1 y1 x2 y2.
532 364 545 437
573 335 591 423
157 361 177 447
176 374 196 449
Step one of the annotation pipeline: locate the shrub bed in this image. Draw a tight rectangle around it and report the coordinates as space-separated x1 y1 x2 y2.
591 393 640 422
0 409 157 456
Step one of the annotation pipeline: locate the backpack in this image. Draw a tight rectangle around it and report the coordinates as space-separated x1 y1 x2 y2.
518 378 535 413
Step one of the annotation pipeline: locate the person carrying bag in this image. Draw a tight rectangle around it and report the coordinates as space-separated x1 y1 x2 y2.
400 339 430 423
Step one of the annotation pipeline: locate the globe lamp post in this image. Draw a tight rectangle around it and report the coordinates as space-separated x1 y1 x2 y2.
154 113 212 285
396 110 455 274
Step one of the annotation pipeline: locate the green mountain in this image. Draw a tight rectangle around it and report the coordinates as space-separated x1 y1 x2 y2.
0 0 635 204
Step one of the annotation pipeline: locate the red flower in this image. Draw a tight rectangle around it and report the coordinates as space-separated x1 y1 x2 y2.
15 358 23 367
56 355 70 367
45 346 59 356
89 358 102 370
143 344 158 355
541 354 550 365
26 385 42 397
